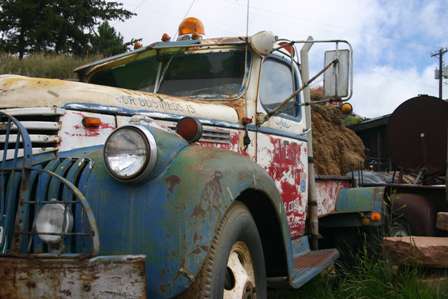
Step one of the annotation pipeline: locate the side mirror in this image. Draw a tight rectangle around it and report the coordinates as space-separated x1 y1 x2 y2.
323 49 351 98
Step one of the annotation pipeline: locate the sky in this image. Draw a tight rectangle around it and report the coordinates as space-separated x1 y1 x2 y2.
111 0 448 118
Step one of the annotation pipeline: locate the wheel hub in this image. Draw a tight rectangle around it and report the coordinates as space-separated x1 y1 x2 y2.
224 241 256 299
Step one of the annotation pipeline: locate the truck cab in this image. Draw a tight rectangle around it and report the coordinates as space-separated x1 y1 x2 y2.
0 18 382 299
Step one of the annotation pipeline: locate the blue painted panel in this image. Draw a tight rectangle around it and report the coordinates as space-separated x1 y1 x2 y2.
335 186 384 213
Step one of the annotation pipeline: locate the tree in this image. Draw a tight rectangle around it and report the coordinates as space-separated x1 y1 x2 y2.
0 0 135 58
91 21 126 57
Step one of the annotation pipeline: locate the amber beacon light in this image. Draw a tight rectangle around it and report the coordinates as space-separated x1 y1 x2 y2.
178 17 205 40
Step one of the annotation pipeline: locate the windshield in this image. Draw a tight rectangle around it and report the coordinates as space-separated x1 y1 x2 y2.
88 48 248 98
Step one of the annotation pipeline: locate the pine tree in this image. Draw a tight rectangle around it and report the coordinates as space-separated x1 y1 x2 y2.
0 0 135 58
91 21 126 57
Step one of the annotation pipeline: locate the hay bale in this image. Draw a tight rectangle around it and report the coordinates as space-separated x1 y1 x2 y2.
311 103 365 176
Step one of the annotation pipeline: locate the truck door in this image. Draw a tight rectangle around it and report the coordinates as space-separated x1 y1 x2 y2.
256 56 309 239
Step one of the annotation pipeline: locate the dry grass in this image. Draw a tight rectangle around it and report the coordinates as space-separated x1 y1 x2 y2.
0 52 101 80
269 246 448 299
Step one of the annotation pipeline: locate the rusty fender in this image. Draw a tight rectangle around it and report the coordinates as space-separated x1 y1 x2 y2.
82 141 292 299
0 255 147 299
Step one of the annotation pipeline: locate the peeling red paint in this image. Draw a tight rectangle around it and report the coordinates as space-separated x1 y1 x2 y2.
317 180 352 216
72 122 115 137
266 137 307 238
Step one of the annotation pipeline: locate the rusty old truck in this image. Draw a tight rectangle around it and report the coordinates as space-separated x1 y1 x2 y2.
0 18 384 298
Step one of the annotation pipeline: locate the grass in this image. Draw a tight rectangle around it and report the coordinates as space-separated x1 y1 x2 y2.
0 52 101 80
269 248 448 299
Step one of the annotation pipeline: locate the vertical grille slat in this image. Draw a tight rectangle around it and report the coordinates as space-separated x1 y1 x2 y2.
0 111 98 256
3 171 21 252
31 159 62 253
47 159 74 202
74 160 94 253
18 166 41 253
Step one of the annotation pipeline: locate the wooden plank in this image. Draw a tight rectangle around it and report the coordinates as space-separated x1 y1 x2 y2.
383 236 448 268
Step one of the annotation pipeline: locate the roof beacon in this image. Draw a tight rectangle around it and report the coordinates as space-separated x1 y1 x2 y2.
177 17 205 41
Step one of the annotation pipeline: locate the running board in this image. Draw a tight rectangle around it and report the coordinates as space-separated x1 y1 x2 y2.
290 249 339 288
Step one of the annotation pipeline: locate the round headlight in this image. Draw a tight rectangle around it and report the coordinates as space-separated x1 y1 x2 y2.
104 125 157 181
35 202 73 244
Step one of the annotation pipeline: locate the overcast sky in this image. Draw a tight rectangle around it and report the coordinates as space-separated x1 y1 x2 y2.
111 0 448 117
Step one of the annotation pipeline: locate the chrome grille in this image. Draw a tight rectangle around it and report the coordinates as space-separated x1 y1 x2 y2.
0 157 99 256
168 124 232 144
201 127 232 144
0 108 63 160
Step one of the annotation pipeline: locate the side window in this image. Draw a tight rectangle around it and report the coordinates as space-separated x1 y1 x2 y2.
259 58 298 117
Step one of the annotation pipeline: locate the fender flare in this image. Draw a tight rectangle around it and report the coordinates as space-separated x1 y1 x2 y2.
163 145 292 295
83 145 292 299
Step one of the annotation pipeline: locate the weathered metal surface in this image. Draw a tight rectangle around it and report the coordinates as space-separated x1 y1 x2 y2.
387 95 448 176
59 110 115 151
257 134 308 238
0 107 62 161
79 127 291 298
0 112 99 256
0 163 99 256
0 112 32 255
316 178 352 216
0 39 357 299
0 75 239 123
335 186 384 213
291 248 339 288
0 255 147 298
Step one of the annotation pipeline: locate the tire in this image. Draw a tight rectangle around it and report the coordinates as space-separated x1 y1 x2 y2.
389 219 411 237
390 193 436 236
179 202 267 299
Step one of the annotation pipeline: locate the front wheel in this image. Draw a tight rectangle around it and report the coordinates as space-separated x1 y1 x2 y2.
180 202 267 299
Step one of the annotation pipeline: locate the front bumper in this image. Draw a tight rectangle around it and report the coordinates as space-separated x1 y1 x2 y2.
0 255 147 299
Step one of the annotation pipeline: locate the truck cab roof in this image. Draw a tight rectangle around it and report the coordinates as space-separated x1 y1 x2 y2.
74 36 248 81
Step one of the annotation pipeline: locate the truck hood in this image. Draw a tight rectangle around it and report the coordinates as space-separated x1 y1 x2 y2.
0 75 239 123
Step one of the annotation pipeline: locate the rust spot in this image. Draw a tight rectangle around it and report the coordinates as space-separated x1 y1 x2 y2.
26 281 36 289
60 289 72 296
191 247 201 255
191 205 205 218
295 249 338 268
165 175 181 192
193 232 202 242
191 171 224 219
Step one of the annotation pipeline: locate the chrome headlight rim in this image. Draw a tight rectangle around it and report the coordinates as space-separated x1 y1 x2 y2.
104 125 158 182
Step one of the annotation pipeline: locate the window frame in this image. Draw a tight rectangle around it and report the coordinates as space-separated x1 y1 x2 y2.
258 54 302 122
88 46 252 100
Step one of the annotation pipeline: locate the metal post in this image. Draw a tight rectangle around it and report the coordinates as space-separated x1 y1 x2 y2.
432 48 447 100
300 37 319 250
440 49 443 99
